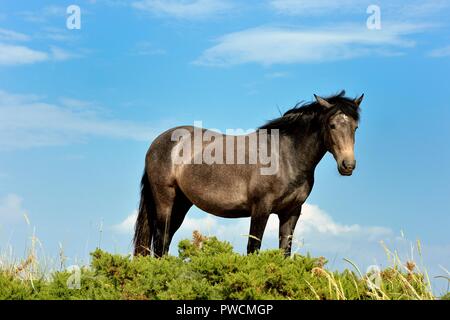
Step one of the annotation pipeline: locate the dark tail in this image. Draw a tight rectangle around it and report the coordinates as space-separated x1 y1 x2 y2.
133 170 154 256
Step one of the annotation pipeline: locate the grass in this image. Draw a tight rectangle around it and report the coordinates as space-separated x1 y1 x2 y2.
0 231 448 300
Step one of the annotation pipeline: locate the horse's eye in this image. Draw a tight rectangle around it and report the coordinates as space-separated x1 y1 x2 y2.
330 124 336 129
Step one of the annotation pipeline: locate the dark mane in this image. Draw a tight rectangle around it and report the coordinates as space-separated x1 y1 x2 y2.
259 90 360 133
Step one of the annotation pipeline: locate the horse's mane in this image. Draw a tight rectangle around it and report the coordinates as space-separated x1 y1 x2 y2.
259 90 360 133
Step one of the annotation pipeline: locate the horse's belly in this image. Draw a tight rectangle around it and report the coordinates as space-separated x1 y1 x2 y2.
177 165 250 218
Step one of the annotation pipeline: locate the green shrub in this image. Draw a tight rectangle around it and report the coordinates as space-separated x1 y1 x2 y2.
0 234 445 300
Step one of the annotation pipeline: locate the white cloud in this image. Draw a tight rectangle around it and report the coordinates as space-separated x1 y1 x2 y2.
19 5 67 23
0 90 158 149
0 28 30 42
113 210 138 233
269 0 362 15
114 203 393 255
0 27 82 66
269 0 450 18
131 0 233 19
42 5 67 16
428 45 450 58
0 194 26 223
39 27 77 42
0 43 49 66
59 97 96 109
0 43 81 66
176 203 392 240
50 46 81 61
113 209 224 235
173 205 394 266
194 23 426 66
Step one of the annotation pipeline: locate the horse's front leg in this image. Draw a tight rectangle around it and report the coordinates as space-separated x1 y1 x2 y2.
278 205 301 257
247 204 271 254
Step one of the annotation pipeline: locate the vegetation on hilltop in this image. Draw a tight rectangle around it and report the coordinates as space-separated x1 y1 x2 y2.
0 232 447 300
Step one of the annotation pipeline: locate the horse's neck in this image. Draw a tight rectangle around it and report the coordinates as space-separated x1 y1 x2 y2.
282 128 327 177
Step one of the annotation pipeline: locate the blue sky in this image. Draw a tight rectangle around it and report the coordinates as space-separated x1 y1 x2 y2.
0 1 449 292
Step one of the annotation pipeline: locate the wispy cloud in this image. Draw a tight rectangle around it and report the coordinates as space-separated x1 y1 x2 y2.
0 43 49 66
131 0 233 19
175 204 391 240
194 23 427 66
59 97 97 109
113 210 138 233
0 43 83 66
114 203 392 253
269 0 363 16
269 0 450 18
265 71 289 79
0 26 83 66
0 90 158 149
0 28 30 42
0 194 26 223
19 5 67 23
50 46 82 61
37 27 78 43
428 45 450 58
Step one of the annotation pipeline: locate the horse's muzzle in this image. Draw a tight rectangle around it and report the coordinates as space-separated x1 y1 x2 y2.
338 159 356 176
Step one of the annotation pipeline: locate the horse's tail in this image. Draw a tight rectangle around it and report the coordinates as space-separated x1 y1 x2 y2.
133 170 154 256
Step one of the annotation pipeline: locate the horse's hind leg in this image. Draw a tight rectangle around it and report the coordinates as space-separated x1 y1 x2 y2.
166 190 192 248
152 185 176 257
153 187 192 257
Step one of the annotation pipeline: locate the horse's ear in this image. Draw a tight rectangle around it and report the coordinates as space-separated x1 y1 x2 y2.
314 94 333 108
355 94 364 107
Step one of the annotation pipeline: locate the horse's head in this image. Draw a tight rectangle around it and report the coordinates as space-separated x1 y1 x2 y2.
315 93 364 176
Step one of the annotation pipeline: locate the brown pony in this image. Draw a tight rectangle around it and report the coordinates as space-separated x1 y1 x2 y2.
134 91 363 257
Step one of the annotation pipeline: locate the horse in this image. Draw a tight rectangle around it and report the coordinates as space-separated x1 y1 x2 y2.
134 90 363 257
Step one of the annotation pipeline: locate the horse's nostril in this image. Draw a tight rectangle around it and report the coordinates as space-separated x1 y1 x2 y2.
342 160 355 170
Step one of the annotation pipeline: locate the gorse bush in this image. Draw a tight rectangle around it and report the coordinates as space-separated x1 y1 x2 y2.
0 232 446 300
